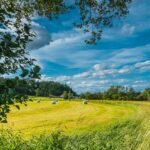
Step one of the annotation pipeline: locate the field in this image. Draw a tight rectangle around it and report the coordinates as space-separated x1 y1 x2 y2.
1 98 136 137
0 98 150 149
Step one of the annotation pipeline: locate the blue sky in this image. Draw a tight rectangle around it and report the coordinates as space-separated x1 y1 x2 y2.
29 0 150 93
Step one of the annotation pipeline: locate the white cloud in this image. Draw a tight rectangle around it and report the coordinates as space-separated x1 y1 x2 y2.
40 75 54 81
93 64 106 71
92 64 132 78
118 68 131 74
73 72 91 79
135 61 150 68
108 44 150 66
56 76 71 82
121 24 135 35
49 34 84 48
135 60 150 71
39 59 150 93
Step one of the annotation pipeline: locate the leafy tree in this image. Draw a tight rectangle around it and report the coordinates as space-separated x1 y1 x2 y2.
126 87 139 100
140 88 150 101
80 92 101 100
35 81 75 97
63 91 68 100
80 86 150 101
0 0 132 121
68 91 74 100
0 0 40 121
0 77 29 122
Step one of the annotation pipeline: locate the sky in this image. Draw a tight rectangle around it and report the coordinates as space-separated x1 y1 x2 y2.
28 0 150 93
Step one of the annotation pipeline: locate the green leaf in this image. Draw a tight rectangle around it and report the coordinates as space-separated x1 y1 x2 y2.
33 65 40 73
20 68 29 77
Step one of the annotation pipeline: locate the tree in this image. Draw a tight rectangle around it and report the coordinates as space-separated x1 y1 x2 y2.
0 0 41 122
140 88 150 101
80 92 99 100
80 86 149 101
63 91 68 100
126 87 139 100
35 81 75 97
68 91 74 100
0 0 132 121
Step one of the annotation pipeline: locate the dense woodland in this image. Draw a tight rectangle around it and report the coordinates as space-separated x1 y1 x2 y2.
0 78 76 98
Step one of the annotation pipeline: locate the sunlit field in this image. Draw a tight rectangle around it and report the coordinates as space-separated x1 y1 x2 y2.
0 98 150 149
0 98 136 137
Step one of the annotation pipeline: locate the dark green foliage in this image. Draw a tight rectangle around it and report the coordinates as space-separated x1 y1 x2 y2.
0 0 40 121
139 88 150 101
0 77 29 122
0 0 40 77
74 0 132 44
81 92 103 100
0 78 76 98
35 81 76 97
0 78 36 96
80 86 150 101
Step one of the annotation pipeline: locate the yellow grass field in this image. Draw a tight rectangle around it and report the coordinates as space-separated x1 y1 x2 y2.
0 98 138 138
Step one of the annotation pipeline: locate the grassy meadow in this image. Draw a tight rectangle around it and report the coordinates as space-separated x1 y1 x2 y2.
0 98 136 137
0 98 150 149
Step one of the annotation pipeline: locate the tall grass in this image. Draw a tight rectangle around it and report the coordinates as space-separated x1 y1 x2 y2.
0 118 149 150
0 101 149 150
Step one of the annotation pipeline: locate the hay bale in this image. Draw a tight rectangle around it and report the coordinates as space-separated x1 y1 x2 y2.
37 100 40 103
51 100 57 104
83 100 88 104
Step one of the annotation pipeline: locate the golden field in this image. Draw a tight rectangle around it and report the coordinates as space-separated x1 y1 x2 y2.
0 98 138 137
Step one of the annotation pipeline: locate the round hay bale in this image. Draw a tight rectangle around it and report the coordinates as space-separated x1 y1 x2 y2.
83 100 88 104
51 100 57 104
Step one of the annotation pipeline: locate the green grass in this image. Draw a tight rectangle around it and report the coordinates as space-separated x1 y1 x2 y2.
0 98 150 149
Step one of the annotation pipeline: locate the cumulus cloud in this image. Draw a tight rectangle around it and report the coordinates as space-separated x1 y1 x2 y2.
30 29 101 68
73 72 91 79
92 63 132 78
39 59 150 93
40 72 149 93
93 64 106 71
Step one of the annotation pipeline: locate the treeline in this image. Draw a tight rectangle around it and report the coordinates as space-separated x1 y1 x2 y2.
80 86 150 101
1 78 150 101
0 78 76 98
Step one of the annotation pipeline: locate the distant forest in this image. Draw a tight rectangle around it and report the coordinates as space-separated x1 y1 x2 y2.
0 78 149 101
0 78 76 98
